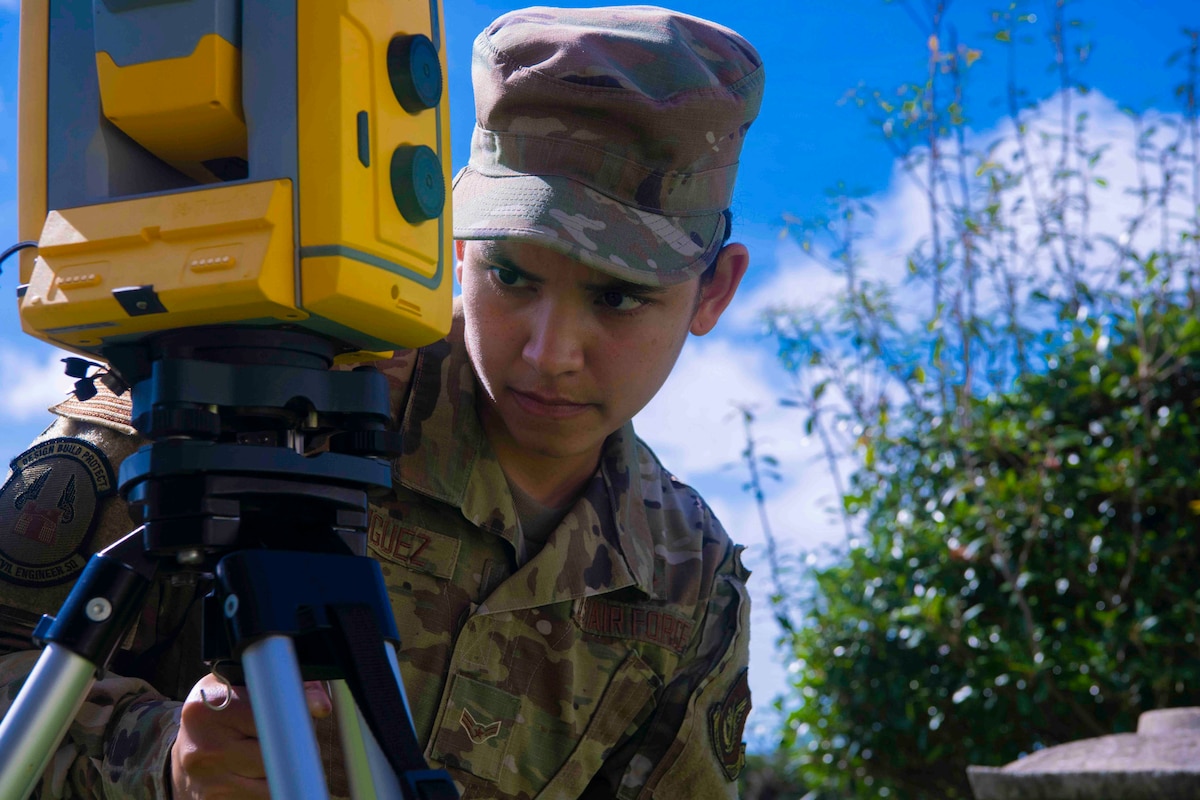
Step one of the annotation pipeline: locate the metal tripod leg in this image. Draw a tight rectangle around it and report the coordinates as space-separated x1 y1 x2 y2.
243 636 332 800
238 635 421 800
0 645 96 799
334 640 418 799
0 530 156 800
216 549 455 800
332 678 404 800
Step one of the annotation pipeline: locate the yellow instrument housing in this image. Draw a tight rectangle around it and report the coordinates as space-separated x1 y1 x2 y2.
95 34 247 184
21 180 302 352
296 1 452 351
17 0 452 360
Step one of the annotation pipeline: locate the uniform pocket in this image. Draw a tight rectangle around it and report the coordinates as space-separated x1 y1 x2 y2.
533 649 660 799
430 673 520 782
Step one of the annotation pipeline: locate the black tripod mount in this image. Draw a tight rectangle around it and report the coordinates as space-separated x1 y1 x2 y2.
0 325 458 800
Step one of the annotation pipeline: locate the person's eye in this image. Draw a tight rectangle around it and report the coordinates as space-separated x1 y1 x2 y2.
488 266 530 288
598 290 650 312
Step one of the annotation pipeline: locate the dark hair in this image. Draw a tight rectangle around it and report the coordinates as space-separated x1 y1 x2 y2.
700 209 734 285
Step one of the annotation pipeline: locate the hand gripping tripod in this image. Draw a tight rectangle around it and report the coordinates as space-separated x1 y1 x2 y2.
0 327 458 800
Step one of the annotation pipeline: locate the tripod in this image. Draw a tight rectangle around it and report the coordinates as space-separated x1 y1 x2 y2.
0 327 458 800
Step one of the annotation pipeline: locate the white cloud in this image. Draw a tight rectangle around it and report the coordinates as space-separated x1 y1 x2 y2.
634 336 780 475
0 345 75 421
731 237 848 331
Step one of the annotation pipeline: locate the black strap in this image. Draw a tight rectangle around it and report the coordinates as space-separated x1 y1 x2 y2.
329 604 458 800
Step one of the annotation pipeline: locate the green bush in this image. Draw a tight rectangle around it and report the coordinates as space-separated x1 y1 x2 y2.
782 301 1200 799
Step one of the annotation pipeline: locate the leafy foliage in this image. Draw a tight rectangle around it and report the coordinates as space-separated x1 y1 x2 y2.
784 301 1200 799
758 3 1200 798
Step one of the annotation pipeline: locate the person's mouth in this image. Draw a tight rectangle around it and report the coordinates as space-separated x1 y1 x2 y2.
509 389 595 419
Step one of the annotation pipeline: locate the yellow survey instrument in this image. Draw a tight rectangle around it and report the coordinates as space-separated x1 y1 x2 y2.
17 0 452 359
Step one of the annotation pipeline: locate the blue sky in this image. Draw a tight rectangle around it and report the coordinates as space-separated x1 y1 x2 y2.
1 0 1198 752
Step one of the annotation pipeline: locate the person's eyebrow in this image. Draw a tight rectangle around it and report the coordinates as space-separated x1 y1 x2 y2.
474 246 545 283
582 277 669 295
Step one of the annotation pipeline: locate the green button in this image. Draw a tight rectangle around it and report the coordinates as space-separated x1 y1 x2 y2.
390 145 444 223
387 34 442 114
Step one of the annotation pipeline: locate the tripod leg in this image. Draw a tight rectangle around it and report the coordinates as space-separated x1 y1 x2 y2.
243 635 331 800
217 550 458 800
331 679 403 800
0 529 157 800
0 645 96 799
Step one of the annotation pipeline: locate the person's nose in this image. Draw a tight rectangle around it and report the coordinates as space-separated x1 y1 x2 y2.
522 298 587 376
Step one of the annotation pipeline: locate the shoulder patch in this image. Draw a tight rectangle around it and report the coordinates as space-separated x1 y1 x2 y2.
0 438 116 587
709 668 751 781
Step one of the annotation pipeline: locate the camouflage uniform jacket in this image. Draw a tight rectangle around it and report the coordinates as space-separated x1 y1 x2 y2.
0 311 753 799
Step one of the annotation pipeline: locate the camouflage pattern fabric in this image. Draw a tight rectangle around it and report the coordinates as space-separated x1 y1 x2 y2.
0 309 751 799
0 650 182 799
0 409 195 799
452 5 765 287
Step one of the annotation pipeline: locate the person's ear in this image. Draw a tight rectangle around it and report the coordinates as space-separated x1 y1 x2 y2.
690 243 749 336
455 240 466 284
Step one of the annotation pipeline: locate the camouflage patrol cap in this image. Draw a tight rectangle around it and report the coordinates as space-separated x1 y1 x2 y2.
452 5 765 286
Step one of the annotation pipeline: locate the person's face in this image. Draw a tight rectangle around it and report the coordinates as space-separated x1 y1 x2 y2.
457 238 748 472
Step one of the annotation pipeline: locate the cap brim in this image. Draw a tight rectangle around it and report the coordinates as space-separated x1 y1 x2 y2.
451 167 725 287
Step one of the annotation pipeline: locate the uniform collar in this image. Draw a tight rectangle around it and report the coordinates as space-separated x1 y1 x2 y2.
394 310 658 609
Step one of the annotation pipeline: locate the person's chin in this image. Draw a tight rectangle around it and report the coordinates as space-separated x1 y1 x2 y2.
512 431 595 461
506 413 601 457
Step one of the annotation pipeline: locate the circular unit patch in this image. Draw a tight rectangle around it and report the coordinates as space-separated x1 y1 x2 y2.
0 437 115 587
